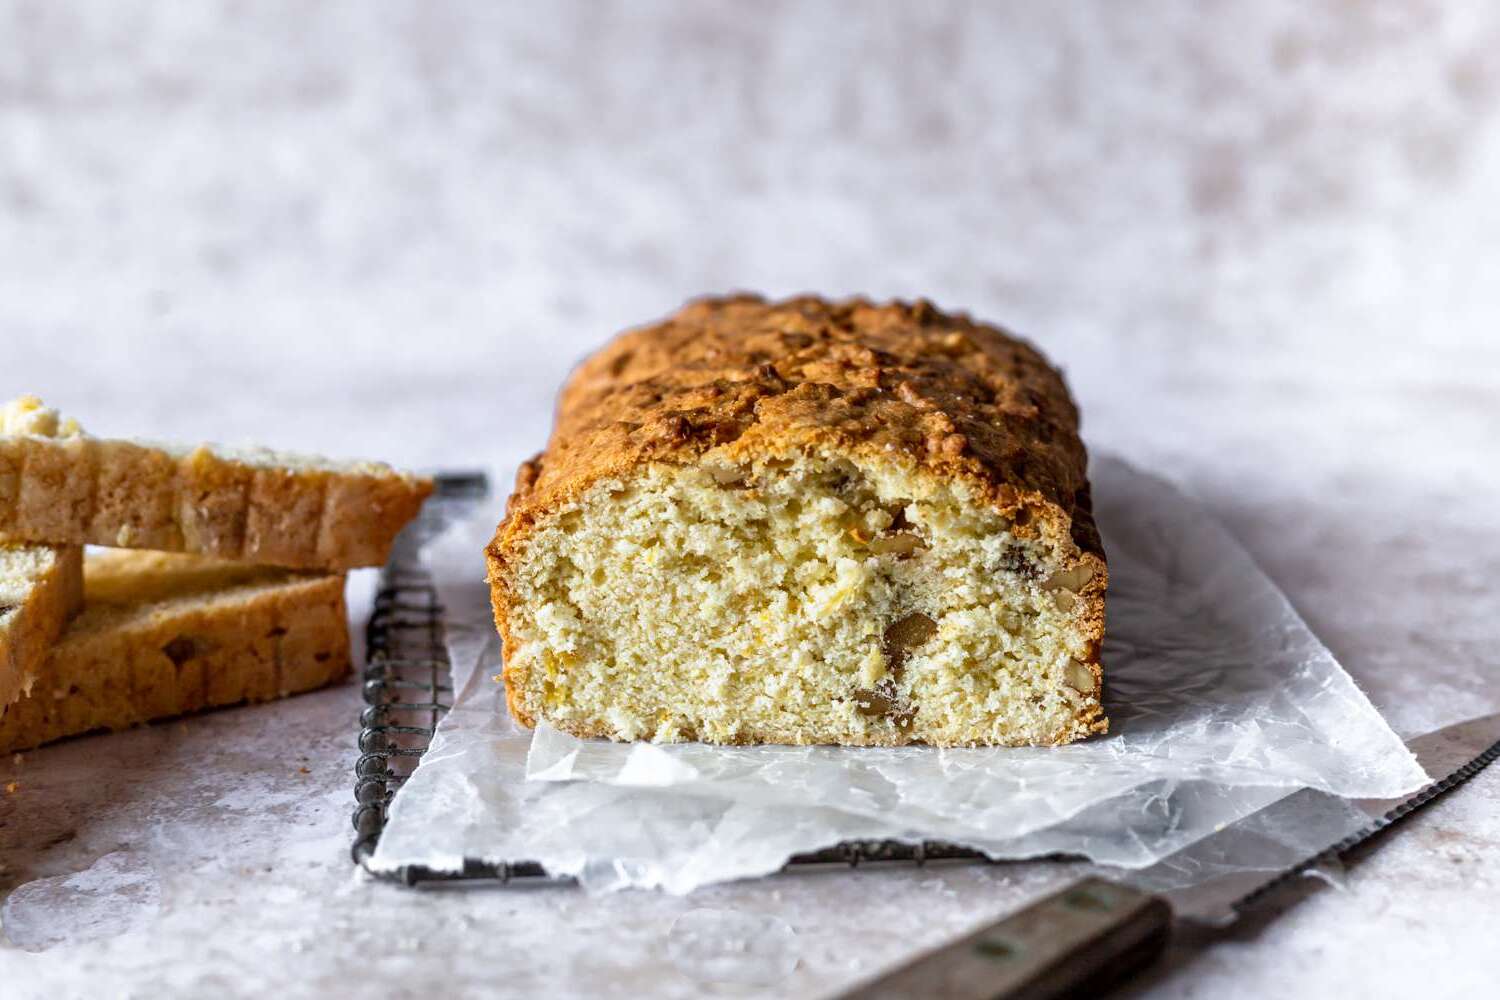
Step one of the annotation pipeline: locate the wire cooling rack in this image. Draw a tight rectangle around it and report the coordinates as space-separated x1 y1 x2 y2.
351 472 989 886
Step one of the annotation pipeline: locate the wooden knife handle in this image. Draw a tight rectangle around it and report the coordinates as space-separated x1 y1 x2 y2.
838 877 1172 1000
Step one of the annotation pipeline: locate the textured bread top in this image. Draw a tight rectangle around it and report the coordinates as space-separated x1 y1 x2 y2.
501 295 1099 556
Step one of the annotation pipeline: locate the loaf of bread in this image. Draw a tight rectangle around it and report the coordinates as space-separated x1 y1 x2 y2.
0 549 350 753
0 543 83 712
0 395 433 571
488 296 1107 747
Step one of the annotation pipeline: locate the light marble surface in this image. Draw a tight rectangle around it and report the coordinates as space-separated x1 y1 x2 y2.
2 2 1498 996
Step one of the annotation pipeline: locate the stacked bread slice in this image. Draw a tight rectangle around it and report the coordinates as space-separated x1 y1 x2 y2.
0 396 432 752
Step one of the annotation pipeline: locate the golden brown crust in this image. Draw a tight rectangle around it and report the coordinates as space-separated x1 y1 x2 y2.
0 437 432 571
500 295 1097 550
0 551 350 753
0 545 83 711
488 295 1108 741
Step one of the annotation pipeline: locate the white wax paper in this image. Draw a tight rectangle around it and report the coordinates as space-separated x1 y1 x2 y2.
369 456 1426 893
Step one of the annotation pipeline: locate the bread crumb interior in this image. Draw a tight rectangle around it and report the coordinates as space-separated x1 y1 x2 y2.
503 452 1097 746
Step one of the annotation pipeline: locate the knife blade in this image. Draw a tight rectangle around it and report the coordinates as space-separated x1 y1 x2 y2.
837 711 1500 1000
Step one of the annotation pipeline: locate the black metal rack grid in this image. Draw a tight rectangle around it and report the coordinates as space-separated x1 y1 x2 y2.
351 472 990 886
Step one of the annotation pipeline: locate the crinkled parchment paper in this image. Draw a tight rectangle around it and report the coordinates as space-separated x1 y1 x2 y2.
369 457 1426 893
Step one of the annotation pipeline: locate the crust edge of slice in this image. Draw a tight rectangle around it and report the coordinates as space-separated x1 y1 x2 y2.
0 544 84 713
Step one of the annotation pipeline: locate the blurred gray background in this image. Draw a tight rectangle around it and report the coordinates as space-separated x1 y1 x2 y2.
5 2 1497 469
3 2 1499 995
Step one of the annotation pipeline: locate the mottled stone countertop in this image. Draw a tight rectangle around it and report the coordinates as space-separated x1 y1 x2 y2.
2 3 1498 996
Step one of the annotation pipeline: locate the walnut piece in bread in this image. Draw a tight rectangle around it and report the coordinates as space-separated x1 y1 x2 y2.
488 296 1107 747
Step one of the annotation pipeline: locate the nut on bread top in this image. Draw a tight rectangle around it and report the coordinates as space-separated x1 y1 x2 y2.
499 294 1100 559
1 395 83 438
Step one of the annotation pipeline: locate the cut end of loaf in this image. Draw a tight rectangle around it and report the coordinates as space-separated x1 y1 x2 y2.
490 450 1106 747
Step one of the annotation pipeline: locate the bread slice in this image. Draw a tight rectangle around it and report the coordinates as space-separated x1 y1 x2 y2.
488 296 1107 748
0 549 350 753
0 544 84 712
0 395 433 571
1 398 88 712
